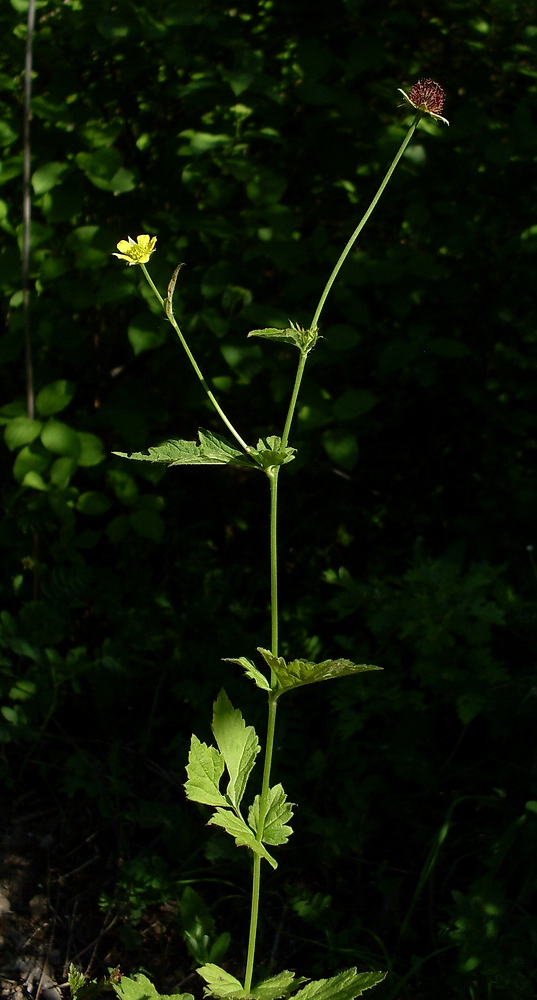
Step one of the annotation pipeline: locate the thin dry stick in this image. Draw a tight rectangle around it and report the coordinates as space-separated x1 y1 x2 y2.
22 0 36 419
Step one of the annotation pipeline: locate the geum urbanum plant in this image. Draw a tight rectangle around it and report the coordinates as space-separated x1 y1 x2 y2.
73 81 448 1000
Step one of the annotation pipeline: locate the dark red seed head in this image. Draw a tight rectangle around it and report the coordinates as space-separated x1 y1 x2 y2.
408 78 445 115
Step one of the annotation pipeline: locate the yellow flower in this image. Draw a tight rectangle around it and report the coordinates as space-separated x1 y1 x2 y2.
113 234 157 265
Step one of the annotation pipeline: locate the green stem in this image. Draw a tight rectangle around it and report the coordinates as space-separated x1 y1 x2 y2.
243 467 280 991
140 264 250 453
269 469 279 659
281 349 308 451
310 113 422 331
244 694 278 992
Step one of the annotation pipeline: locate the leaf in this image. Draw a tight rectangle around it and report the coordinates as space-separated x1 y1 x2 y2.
196 964 244 999
248 324 318 354
251 971 302 1000
113 973 194 1000
211 690 260 810
35 379 75 416
77 432 105 467
248 784 294 845
248 436 296 472
185 734 228 807
4 417 43 451
223 656 271 691
76 491 112 516
292 969 387 1000
114 429 256 469
41 420 81 458
208 809 277 868
257 649 381 696
31 161 69 195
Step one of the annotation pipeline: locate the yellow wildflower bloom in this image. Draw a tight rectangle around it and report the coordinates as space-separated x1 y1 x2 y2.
113 234 157 265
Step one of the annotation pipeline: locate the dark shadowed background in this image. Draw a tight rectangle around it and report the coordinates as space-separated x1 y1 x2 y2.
1 1 536 998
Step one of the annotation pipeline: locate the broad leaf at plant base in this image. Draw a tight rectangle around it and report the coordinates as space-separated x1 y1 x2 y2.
113 973 195 1000
197 965 302 1000
292 969 387 1000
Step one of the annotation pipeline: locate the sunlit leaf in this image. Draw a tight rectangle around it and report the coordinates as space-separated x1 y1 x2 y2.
248 784 294 845
185 734 228 807
211 689 260 810
257 649 381 696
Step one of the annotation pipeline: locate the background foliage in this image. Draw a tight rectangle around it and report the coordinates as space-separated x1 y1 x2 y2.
1 1 537 998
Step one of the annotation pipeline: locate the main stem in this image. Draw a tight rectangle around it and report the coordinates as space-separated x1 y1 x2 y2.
140 264 249 453
310 114 422 331
243 469 280 992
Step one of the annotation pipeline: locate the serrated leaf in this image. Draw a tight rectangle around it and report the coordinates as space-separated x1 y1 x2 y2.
196 967 300 1000
211 690 260 810
113 973 195 1000
251 971 301 1000
248 436 296 472
208 809 277 869
248 327 303 348
185 734 228 807
257 649 381 696
198 430 250 465
197 964 243 999
223 656 271 691
248 324 319 355
114 430 256 469
292 969 386 1000
249 783 294 845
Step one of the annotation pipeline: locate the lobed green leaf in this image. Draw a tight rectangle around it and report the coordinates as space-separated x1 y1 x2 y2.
113 973 194 1000
185 734 228 807
248 783 294 845
248 323 319 355
248 436 296 472
223 655 271 691
114 429 256 469
196 964 244 999
257 649 381 696
196 966 301 1000
292 969 387 1000
211 690 260 810
208 809 277 868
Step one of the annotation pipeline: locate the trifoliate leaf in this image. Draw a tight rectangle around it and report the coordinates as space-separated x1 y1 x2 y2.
257 649 381 696
196 964 243 999
248 784 294 845
185 734 228 807
208 809 277 869
292 969 386 1000
248 436 296 472
211 690 260 810
223 656 271 691
114 430 256 469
